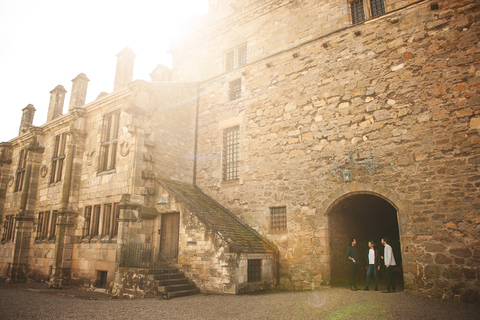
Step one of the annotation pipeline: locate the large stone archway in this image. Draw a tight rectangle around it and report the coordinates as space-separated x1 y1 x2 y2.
319 183 411 289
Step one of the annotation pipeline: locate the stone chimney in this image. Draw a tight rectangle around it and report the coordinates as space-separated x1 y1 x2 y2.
68 73 89 110
47 85 67 122
19 104 36 136
150 65 172 82
114 47 136 91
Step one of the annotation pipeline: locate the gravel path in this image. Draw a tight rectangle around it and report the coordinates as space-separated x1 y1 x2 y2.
1 284 479 320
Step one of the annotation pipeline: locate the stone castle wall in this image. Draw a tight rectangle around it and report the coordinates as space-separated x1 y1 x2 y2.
192 0 480 300
171 0 418 83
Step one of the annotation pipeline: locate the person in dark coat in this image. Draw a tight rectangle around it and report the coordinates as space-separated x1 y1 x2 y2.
345 238 358 291
363 240 381 291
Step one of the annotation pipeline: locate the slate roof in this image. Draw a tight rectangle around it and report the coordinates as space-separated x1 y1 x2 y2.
159 179 277 254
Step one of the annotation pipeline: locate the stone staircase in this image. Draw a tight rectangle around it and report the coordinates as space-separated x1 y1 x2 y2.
155 266 200 299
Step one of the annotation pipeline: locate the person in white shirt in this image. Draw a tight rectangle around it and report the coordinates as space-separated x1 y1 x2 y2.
363 240 380 291
381 237 396 293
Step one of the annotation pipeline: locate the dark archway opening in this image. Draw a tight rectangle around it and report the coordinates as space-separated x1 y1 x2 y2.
329 193 403 290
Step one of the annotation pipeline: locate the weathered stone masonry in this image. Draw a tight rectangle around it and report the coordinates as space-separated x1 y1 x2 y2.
171 0 480 301
1 0 479 302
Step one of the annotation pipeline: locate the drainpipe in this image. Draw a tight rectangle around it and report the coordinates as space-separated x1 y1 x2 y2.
192 82 200 187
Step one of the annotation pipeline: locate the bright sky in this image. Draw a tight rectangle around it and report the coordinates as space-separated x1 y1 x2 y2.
0 0 208 142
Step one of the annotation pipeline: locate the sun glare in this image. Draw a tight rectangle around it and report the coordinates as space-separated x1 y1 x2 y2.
0 0 209 141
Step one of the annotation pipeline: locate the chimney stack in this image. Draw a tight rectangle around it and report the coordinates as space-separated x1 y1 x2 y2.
114 47 136 91
47 85 67 122
150 65 172 82
69 73 89 110
19 104 36 136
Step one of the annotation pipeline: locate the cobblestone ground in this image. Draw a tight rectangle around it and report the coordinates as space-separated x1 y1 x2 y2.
1 283 479 320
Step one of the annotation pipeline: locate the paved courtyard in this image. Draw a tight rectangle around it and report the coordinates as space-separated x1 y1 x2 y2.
0 283 479 320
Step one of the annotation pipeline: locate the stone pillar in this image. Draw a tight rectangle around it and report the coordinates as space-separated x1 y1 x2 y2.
47 85 67 122
8 141 44 282
18 104 36 136
49 112 86 287
68 73 89 111
112 194 140 297
114 48 136 91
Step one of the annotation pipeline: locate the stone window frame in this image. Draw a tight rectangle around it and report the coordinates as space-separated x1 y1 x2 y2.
83 203 119 240
222 126 240 182
224 43 248 72
228 78 242 101
50 133 67 184
98 111 120 173
349 0 385 24
14 149 27 192
270 206 287 232
1 215 15 242
35 210 57 241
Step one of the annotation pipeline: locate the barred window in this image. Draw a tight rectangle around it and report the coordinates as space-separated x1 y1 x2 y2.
270 206 287 231
225 50 235 72
370 0 385 17
91 205 101 237
350 0 365 24
223 126 239 181
36 211 57 240
247 259 262 283
50 133 67 184
2 215 15 242
83 203 118 239
99 112 120 172
237 44 247 67
50 210 57 239
83 206 92 238
102 203 119 238
229 79 242 101
15 149 27 192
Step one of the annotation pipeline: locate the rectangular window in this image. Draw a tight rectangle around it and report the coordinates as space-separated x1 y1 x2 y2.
99 112 120 172
225 50 235 72
223 126 239 181
228 79 242 101
112 203 119 238
91 205 101 237
237 44 247 67
49 210 57 239
247 259 262 283
36 211 52 240
50 133 67 184
2 215 15 242
83 206 92 238
350 0 365 24
370 0 385 17
15 149 27 192
270 206 287 231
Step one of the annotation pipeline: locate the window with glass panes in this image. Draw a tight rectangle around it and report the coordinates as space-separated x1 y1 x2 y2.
15 149 27 192
223 126 239 181
229 79 242 101
99 112 119 172
50 133 67 183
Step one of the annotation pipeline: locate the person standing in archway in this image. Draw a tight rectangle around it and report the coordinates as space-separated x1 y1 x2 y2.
381 237 396 293
363 240 380 291
345 238 358 291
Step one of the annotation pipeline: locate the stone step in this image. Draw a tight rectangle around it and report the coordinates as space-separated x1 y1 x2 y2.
165 288 200 299
157 277 190 286
155 272 185 280
158 283 197 293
